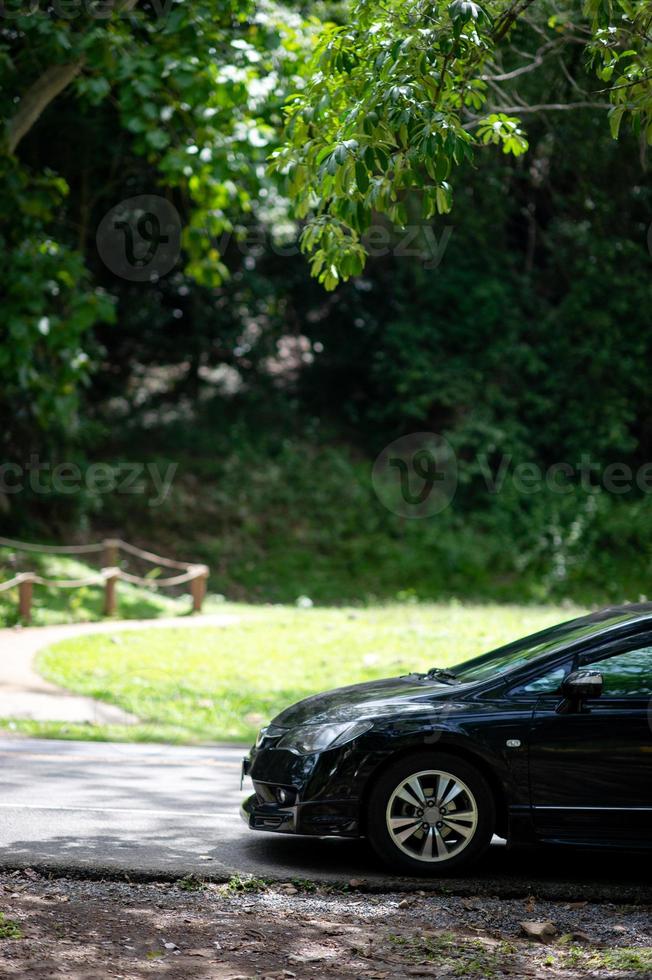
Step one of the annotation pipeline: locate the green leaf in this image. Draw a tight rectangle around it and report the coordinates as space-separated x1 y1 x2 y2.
435 182 452 214
448 0 483 24
145 129 170 150
609 106 625 140
355 160 370 193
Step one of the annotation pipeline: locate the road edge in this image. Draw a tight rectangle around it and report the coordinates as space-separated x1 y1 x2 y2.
0 859 649 905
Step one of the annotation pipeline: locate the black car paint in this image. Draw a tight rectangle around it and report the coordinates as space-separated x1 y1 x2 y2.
241 605 652 850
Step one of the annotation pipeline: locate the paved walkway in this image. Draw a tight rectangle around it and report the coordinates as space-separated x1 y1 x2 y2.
0 613 238 724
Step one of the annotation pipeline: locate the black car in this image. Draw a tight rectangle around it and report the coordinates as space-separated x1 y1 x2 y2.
241 604 652 873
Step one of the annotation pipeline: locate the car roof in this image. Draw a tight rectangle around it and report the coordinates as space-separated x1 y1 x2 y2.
454 602 652 689
529 602 652 659
568 602 652 634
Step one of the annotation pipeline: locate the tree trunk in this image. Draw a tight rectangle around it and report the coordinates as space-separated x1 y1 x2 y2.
7 61 84 155
5 0 141 154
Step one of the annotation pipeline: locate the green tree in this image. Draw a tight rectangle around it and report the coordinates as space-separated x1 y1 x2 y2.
0 0 314 461
275 0 652 287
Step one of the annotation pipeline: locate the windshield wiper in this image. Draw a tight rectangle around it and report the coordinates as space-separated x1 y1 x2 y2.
425 668 459 684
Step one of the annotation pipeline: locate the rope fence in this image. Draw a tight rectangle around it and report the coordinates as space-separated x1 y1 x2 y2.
0 536 104 555
0 538 209 623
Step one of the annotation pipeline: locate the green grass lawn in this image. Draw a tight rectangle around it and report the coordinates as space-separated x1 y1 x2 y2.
1 601 586 745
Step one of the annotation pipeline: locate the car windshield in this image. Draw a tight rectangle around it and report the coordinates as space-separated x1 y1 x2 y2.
449 609 642 685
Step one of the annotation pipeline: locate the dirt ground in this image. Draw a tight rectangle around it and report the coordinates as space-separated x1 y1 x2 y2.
0 871 650 979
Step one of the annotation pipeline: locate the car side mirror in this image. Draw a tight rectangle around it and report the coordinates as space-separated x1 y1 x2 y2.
558 669 603 711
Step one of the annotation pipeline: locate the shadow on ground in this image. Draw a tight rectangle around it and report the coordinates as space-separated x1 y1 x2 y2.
3 832 650 903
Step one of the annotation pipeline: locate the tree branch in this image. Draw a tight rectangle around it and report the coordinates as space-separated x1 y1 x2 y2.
462 101 610 130
489 102 610 113
483 42 549 82
7 60 85 154
492 0 538 43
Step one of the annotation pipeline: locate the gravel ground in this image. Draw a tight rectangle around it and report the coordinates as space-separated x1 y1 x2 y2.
0 871 650 979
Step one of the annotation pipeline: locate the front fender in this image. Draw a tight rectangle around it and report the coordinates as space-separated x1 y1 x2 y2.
349 721 528 839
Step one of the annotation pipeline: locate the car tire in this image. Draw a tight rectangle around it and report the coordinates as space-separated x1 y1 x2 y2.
366 751 495 875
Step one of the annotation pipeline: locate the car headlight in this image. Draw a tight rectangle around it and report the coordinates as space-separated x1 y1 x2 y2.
255 724 288 748
277 719 373 756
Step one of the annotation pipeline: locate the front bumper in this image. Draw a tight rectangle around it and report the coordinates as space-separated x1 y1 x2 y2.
240 730 387 839
240 791 360 837
240 792 299 833
241 743 362 836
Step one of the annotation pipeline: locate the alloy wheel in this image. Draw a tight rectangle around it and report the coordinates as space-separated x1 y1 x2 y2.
385 768 479 863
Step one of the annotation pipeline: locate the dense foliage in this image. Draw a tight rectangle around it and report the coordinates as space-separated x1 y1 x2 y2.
1 0 652 604
0 0 313 461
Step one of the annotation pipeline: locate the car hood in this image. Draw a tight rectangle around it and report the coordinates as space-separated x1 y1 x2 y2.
271 674 460 728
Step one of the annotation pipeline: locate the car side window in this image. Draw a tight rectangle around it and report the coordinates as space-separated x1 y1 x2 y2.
586 646 652 697
511 663 569 695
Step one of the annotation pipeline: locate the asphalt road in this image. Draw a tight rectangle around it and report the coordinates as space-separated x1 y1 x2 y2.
0 737 648 901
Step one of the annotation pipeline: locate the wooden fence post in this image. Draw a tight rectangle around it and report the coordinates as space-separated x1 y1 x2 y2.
102 538 119 569
190 567 208 613
18 574 33 624
104 568 119 617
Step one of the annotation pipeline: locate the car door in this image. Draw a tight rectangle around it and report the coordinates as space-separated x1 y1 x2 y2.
528 639 652 845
